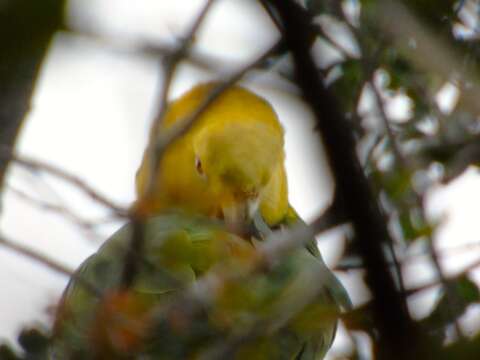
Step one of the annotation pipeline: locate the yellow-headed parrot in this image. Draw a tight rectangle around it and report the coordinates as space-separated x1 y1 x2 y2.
50 83 351 359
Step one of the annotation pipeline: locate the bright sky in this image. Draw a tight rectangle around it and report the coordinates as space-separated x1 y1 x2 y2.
2 0 480 357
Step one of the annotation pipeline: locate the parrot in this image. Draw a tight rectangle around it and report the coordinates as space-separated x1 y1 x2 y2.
49 83 351 359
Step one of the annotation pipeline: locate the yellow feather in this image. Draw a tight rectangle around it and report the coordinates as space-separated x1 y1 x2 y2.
136 82 288 225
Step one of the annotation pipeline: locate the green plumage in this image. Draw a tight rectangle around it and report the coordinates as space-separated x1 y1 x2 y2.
50 211 350 359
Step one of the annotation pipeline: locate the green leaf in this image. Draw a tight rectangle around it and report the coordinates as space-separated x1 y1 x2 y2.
0 344 20 360
399 211 417 240
331 59 364 111
454 275 480 304
422 275 480 340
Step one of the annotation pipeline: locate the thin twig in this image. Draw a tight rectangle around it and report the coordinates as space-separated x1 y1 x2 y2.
140 38 284 205
150 205 345 360
378 0 480 116
1 150 128 216
336 238 480 271
0 235 101 297
121 0 218 289
8 185 112 229
155 0 216 110
313 23 354 59
404 254 480 297
150 202 345 325
146 0 218 178
199 257 333 360
62 26 225 73
370 80 465 338
369 82 407 296
121 37 292 289
264 1 426 358
337 3 462 336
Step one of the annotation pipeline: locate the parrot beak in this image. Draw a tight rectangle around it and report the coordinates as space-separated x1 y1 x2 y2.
221 198 260 236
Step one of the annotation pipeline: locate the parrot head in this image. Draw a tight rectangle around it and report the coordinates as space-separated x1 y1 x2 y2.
192 118 283 225
135 82 289 227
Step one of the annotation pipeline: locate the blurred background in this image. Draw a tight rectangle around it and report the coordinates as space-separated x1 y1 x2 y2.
2 0 480 358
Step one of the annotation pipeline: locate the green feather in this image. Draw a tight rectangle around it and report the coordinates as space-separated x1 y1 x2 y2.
50 210 350 359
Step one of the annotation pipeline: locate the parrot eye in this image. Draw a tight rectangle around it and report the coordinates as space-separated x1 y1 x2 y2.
195 157 206 178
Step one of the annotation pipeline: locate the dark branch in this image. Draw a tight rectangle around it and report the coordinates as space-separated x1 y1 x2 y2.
263 1 429 358
0 0 65 196
123 37 284 289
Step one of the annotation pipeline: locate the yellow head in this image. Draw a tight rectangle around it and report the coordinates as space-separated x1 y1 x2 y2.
136 83 289 225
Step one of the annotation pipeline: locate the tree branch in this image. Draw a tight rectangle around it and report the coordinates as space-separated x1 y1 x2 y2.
263 1 428 358
1 150 128 216
123 36 284 289
0 0 65 196
0 234 101 297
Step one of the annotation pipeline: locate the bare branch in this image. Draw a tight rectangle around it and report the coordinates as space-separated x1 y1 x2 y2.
124 36 284 289
0 0 65 195
0 149 128 216
147 0 218 163
7 185 110 241
121 0 218 289
263 1 427 358
139 203 345 359
150 202 345 318
404 254 480 297
62 26 226 73
377 0 480 116
0 234 101 297
370 79 465 338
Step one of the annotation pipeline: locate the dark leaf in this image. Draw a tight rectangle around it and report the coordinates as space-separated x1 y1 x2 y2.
18 328 49 356
0 344 20 360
